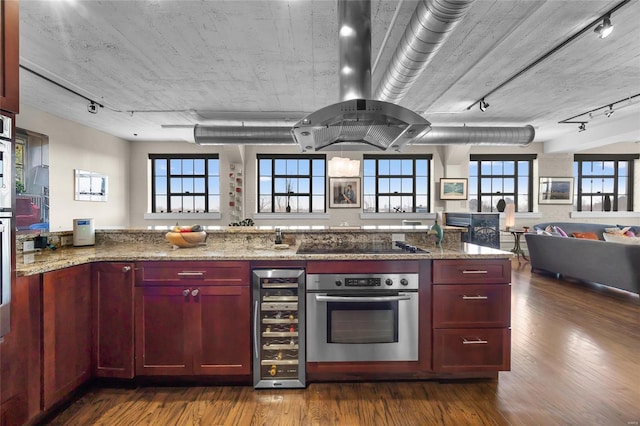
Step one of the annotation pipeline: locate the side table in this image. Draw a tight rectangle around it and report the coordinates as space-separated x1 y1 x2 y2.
506 228 529 263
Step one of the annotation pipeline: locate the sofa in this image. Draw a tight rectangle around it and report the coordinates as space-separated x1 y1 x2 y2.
524 222 640 294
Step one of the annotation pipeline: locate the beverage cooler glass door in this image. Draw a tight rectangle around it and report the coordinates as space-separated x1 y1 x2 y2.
0 216 12 339
253 269 305 388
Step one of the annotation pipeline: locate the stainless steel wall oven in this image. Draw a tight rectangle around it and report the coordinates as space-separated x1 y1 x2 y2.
307 273 419 363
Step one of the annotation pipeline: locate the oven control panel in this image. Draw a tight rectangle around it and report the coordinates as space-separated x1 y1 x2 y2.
308 273 419 291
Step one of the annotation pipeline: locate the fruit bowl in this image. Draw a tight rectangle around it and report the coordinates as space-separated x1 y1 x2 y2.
165 231 207 248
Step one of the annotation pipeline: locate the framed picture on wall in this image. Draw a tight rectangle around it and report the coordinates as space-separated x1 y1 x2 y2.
329 177 361 208
539 177 574 204
439 178 468 200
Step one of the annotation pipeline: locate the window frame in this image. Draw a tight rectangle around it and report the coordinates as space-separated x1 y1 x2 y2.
573 154 637 212
149 153 220 214
256 154 326 213
363 154 432 213
469 154 535 212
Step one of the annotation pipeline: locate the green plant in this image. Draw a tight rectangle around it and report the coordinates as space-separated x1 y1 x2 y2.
16 180 25 194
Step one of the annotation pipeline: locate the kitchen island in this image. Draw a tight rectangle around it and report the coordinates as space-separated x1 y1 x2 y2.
6 227 513 425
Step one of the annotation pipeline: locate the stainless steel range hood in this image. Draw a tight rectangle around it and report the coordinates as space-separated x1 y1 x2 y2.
291 0 431 152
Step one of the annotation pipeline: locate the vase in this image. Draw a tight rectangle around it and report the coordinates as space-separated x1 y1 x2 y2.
429 219 443 247
603 195 611 212
286 204 291 213
496 198 506 212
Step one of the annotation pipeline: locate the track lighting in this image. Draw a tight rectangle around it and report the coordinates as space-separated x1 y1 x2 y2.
594 14 614 38
604 105 614 118
87 101 98 114
479 98 489 112
578 123 586 132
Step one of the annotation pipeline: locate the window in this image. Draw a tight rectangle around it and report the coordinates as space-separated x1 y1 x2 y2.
574 154 637 211
469 155 535 212
149 154 220 213
257 154 326 213
363 155 431 213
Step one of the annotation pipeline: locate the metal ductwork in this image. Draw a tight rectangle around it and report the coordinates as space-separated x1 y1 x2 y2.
195 124 534 146
413 125 535 145
291 0 432 153
375 0 475 103
194 124 295 145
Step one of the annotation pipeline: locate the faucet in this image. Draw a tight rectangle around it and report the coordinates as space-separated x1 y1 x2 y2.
275 228 283 245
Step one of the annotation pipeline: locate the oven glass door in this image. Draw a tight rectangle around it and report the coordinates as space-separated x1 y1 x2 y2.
327 297 398 344
307 292 418 362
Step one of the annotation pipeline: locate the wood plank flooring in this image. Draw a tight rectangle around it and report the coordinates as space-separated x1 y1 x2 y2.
42 261 640 426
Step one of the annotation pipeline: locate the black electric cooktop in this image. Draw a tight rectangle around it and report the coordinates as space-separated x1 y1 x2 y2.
296 241 428 255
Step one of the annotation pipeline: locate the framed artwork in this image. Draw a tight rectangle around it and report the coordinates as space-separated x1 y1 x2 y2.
75 169 108 202
439 178 468 200
539 177 574 204
329 177 361 208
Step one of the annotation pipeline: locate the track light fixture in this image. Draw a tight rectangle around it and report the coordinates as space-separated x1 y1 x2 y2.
578 122 586 132
479 98 489 112
604 105 614 118
594 14 614 38
87 101 99 114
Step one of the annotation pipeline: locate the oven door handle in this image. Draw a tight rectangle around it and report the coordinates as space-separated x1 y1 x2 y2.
315 294 412 303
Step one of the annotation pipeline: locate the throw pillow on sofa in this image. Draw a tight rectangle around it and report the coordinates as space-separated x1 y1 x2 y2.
617 225 640 235
553 226 568 237
572 232 599 240
602 233 640 245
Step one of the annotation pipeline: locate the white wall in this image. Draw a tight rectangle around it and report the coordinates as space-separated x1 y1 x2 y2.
16 105 130 231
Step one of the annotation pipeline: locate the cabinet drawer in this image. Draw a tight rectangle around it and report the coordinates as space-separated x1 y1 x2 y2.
433 285 510 328
432 259 511 284
136 261 249 286
433 328 510 372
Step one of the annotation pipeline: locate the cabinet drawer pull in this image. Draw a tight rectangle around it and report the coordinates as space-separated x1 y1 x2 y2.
182 289 190 297
462 295 488 300
462 338 488 345
461 270 488 274
191 288 199 297
122 266 131 273
177 271 205 277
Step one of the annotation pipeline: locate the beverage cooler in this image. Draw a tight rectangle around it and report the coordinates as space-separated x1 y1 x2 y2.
252 269 305 388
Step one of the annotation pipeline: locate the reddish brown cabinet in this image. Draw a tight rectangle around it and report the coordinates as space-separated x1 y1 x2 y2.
0 0 19 113
92 262 135 379
135 261 251 377
0 275 41 426
432 259 511 373
42 264 92 410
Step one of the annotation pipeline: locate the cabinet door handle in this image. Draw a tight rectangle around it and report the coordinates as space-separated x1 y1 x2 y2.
462 338 488 345
177 271 205 277
191 288 199 297
462 295 488 300
122 266 131 273
461 270 488 274
183 289 190 297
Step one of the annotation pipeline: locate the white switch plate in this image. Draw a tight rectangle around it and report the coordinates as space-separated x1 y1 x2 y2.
392 233 405 242
61 236 73 246
23 240 35 252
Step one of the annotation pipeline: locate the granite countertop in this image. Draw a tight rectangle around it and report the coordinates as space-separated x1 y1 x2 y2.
16 240 512 277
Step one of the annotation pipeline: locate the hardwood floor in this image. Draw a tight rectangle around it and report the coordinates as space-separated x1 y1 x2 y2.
43 260 640 426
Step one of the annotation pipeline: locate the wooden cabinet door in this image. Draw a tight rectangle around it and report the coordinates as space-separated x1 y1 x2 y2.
42 265 92 410
192 285 251 376
0 0 19 113
0 275 41 426
92 263 135 379
135 286 192 375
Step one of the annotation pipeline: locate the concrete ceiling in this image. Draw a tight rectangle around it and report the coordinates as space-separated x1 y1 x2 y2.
18 0 640 153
